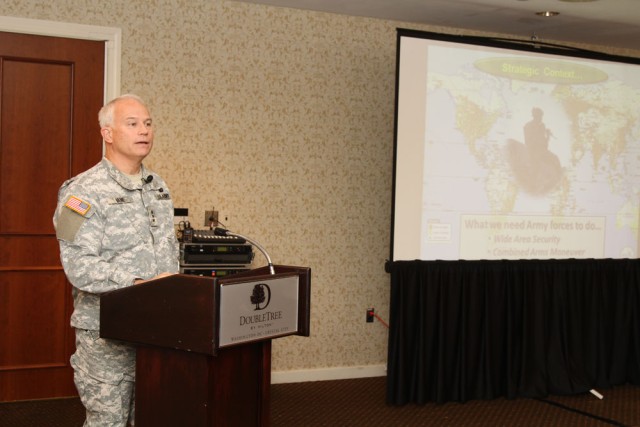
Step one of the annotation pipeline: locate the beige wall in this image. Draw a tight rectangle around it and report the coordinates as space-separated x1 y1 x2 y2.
2 0 638 378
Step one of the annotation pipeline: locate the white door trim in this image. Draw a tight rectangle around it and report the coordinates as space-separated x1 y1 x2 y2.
0 15 121 102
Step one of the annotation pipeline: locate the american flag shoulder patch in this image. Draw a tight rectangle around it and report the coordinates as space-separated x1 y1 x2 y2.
65 195 91 216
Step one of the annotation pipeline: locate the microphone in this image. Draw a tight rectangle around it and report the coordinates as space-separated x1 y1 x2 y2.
143 175 153 184
214 227 275 275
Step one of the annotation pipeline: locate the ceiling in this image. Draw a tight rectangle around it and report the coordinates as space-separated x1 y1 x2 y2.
231 0 640 53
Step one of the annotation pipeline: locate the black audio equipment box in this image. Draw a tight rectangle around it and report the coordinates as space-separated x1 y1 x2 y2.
179 265 251 277
180 243 254 265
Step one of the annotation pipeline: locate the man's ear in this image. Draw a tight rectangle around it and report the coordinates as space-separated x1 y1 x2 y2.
101 127 113 142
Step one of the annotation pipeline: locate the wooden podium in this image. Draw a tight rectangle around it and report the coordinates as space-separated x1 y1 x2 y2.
100 265 311 427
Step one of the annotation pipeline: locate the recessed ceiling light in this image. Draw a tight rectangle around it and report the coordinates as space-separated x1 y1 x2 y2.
536 11 560 17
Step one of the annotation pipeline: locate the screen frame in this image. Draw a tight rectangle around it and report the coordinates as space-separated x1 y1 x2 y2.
390 28 640 262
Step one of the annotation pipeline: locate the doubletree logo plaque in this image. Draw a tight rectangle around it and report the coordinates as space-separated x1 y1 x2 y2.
218 275 299 347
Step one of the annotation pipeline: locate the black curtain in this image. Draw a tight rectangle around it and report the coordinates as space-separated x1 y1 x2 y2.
386 259 640 404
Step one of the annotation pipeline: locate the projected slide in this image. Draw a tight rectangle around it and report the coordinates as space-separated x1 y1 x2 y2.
393 33 640 261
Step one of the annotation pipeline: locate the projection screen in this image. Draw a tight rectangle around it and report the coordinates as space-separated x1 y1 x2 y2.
391 29 640 261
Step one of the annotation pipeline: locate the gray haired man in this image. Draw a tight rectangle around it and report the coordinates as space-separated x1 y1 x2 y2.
53 94 179 426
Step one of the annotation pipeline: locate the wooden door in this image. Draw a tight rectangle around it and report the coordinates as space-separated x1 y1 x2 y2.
0 31 104 401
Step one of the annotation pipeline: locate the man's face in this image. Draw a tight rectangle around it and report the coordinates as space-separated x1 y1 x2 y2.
102 98 154 163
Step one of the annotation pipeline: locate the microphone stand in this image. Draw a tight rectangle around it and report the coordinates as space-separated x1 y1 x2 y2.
214 228 275 275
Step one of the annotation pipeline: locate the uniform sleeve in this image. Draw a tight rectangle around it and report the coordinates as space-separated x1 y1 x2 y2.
155 188 180 274
54 192 137 294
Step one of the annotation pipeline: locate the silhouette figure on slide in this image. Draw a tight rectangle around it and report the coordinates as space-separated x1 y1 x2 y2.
507 107 562 195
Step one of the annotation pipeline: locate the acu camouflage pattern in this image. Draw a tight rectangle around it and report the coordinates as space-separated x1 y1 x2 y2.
53 157 179 427
53 157 179 330
72 329 136 426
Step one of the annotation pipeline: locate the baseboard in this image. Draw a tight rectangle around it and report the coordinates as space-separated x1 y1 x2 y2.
271 364 387 384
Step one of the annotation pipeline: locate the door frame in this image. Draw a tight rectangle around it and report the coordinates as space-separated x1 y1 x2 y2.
0 15 121 103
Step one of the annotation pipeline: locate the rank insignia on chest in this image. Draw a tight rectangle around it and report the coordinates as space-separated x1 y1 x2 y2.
156 193 171 200
65 196 91 216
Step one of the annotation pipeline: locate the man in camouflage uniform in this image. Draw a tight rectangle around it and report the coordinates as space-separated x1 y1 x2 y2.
53 94 179 426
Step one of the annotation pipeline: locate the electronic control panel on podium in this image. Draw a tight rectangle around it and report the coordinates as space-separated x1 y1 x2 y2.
179 228 254 278
179 265 250 278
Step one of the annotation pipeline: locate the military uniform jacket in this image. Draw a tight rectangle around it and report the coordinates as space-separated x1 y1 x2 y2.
53 158 179 330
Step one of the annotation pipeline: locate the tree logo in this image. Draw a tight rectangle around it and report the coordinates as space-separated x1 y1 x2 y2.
250 283 271 310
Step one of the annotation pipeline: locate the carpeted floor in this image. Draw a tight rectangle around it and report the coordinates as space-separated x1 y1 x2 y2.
1 377 638 426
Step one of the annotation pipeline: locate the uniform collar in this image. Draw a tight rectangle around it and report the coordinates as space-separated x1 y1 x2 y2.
101 157 149 190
